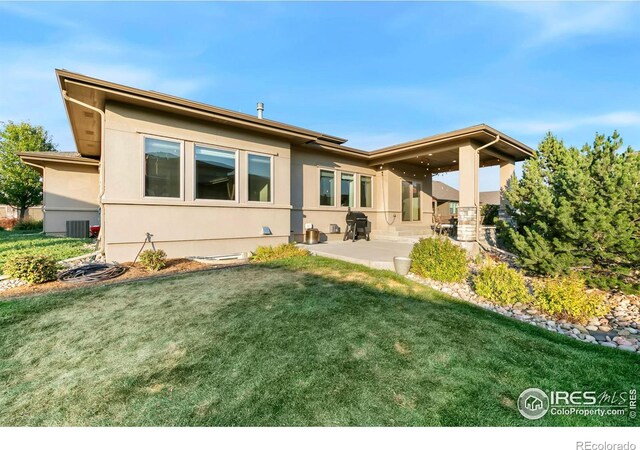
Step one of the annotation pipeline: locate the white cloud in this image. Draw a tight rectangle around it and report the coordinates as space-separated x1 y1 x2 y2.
495 2 635 47
0 4 210 150
495 111 640 135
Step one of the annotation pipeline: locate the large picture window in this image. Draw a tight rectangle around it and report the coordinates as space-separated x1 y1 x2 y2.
248 153 272 202
195 145 236 200
360 175 372 208
340 173 354 207
319 170 335 206
144 137 181 198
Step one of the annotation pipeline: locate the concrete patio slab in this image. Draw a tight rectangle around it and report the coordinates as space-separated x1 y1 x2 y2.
301 239 414 271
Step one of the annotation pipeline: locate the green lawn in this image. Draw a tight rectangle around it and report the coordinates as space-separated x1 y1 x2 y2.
0 256 637 426
0 229 93 274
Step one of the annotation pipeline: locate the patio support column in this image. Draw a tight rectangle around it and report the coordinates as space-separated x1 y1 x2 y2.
499 159 515 222
457 143 479 242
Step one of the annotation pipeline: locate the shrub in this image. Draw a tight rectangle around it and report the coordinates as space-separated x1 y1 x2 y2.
410 237 468 283
138 249 167 271
12 219 43 231
533 273 606 322
251 243 310 262
0 218 18 230
473 262 531 306
3 255 59 284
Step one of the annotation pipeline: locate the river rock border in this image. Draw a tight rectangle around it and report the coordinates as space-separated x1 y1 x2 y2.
407 273 640 353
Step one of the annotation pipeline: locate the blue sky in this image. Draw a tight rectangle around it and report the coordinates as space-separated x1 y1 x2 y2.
1 1 639 191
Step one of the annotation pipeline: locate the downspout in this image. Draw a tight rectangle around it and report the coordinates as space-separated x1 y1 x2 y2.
61 90 106 252
473 135 500 246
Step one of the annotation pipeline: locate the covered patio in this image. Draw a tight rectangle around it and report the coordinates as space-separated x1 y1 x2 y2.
367 125 534 243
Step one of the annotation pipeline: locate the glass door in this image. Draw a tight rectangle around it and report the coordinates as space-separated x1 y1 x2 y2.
401 181 421 222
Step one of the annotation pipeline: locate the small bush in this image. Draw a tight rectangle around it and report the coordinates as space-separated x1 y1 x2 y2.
474 262 531 306
3 255 59 284
12 219 43 231
251 243 310 262
0 218 18 230
410 237 468 283
533 273 606 322
138 249 167 271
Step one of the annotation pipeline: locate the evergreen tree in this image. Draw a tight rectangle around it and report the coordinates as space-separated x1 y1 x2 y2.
500 131 640 290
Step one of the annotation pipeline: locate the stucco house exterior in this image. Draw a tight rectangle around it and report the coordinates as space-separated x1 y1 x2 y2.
19 70 533 262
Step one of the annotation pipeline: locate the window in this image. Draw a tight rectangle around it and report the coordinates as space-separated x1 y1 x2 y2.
360 175 372 208
449 202 458 215
248 153 271 202
195 145 236 200
319 170 335 206
340 173 354 207
144 137 181 198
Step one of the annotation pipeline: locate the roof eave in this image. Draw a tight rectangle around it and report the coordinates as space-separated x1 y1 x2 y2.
55 69 348 146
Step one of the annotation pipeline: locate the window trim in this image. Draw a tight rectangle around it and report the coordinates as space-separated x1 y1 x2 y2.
340 171 356 208
192 142 239 204
358 174 374 209
141 134 184 201
318 168 337 208
246 151 274 204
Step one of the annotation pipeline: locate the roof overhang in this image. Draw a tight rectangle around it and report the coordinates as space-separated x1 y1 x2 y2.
301 125 534 172
18 152 100 171
366 125 534 171
56 69 348 157
55 70 534 170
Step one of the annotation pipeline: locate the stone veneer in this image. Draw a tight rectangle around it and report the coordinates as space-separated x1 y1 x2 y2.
457 206 477 241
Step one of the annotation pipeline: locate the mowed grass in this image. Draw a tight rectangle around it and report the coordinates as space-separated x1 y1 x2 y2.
0 256 638 426
0 230 93 274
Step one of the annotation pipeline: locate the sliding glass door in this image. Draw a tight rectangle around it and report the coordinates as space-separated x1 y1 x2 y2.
401 181 421 222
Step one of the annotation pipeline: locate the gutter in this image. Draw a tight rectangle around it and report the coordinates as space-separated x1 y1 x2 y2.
61 89 106 253
473 135 500 245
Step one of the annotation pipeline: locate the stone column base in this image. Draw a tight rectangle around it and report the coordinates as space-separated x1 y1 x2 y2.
457 206 477 242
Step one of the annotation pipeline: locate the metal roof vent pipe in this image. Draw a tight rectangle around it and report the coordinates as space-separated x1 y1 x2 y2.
257 102 264 119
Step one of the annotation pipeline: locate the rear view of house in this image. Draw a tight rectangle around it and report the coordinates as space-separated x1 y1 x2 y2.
20 70 533 262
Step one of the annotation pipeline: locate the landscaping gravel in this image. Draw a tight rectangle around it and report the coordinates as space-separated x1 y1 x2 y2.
407 273 640 353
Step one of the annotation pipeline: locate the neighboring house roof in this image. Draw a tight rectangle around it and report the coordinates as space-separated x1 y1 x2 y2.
479 191 500 205
432 181 459 202
431 182 499 205
55 69 535 167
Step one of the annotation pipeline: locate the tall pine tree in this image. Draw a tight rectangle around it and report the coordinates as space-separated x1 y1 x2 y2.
500 131 640 290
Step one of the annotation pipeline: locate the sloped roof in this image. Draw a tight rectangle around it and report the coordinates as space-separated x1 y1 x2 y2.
479 191 500 205
432 181 459 202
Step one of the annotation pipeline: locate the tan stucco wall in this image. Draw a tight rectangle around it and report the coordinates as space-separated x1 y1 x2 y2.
42 162 100 235
290 146 379 241
290 147 433 240
102 102 291 261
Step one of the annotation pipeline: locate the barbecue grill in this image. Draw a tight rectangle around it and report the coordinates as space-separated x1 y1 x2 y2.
344 210 370 242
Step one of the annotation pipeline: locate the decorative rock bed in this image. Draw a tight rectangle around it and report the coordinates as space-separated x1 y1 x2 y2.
407 273 640 353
